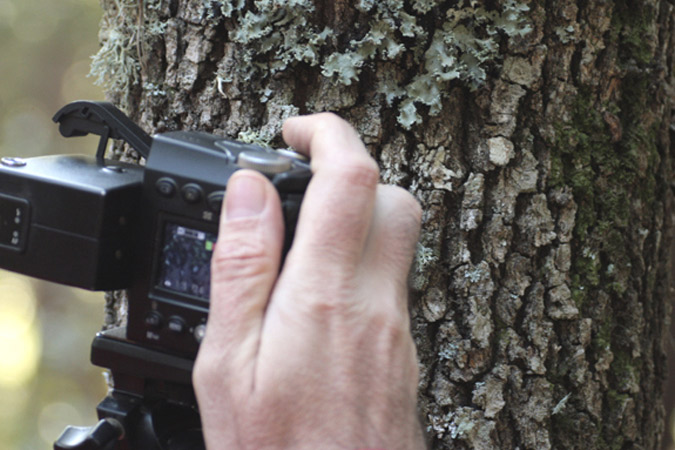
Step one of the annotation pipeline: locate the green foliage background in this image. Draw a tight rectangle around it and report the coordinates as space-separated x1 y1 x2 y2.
0 1 108 448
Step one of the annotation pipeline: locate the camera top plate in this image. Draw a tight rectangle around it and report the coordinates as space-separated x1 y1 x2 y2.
148 131 310 194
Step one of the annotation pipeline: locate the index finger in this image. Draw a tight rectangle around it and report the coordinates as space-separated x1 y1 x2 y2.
282 113 380 269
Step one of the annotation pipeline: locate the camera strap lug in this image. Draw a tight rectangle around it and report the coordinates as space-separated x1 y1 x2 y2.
52 101 152 163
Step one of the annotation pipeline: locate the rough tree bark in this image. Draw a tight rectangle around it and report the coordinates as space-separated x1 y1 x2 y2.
96 0 674 448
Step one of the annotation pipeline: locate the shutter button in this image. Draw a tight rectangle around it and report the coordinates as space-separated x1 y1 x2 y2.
237 150 292 174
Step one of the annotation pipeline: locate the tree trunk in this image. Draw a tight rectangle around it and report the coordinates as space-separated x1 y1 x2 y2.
95 0 674 448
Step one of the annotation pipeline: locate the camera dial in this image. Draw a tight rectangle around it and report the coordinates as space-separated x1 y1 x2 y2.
237 150 292 174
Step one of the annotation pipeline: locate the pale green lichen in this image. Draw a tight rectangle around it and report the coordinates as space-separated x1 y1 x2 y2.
209 0 531 129
555 25 577 44
90 0 167 104
387 0 532 127
552 392 572 415
449 409 477 439
322 53 364 86
213 0 331 81
411 242 439 291
145 19 168 36
438 341 459 361
89 0 141 96
416 243 438 272
208 0 245 18
143 82 166 97
236 129 273 147
411 0 441 14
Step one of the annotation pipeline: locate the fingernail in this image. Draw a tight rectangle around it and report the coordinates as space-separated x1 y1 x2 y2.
225 173 266 219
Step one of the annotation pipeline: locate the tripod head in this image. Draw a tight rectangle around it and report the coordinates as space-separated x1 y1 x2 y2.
54 329 204 450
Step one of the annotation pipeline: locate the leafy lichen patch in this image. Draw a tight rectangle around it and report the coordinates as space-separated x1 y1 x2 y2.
206 0 531 128
90 0 143 102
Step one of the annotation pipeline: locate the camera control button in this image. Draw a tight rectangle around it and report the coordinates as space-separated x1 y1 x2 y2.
181 183 203 203
156 177 177 197
1 157 27 167
144 311 163 329
103 165 127 174
194 324 207 343
167 316 187 334
207 191 224 212
238 150 292 174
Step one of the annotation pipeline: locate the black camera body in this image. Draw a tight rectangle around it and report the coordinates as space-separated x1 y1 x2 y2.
0 154 143 289
127 131 308 356
0 101 310 361
0 101 313 449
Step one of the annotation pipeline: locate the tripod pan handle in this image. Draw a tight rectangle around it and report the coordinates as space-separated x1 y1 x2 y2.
53 418 124 450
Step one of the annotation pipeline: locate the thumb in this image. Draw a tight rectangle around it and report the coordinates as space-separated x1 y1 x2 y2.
195 170 284 386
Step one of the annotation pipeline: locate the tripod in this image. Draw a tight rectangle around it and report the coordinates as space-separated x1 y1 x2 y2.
53 328 205 450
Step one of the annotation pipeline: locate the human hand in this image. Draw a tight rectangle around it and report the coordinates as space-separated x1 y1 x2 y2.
193 113 425 450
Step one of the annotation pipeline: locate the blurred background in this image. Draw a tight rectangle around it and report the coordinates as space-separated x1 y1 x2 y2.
0 0 108 448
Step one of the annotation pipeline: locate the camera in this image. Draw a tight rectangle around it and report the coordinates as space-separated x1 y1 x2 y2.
0 101 311 449
0 101 309 358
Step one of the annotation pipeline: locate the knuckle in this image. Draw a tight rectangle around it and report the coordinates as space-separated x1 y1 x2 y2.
363 282 410 334
287 274 362 320
310 112 356 146
377 186 422 245
193 352 224 390
389 187 422 231
376 303 409 338
307 293 355 319
391 184 421 212
312 111 350 132
332 157 380 190
306 284 355 317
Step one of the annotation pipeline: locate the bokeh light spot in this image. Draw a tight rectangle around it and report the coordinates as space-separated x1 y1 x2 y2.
1 103 54 158
38 402 83 445
0 274 41 388
0 0 17 29
11 8 58 43
61 59 105 105
0 1 107 447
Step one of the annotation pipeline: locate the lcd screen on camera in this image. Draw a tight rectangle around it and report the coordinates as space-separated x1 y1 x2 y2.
156 222 217 301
